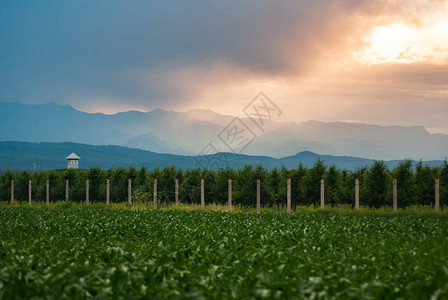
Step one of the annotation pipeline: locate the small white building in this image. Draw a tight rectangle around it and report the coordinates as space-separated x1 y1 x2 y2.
66 153 80 169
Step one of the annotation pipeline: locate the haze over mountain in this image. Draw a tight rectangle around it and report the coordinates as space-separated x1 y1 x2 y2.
249 121 448 160
1 102 447 161
0 141 444 172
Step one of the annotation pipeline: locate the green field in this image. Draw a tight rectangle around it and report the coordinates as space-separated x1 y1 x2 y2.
1 207 448 299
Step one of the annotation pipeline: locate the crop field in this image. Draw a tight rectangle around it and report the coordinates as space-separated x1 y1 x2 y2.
1 207 448 299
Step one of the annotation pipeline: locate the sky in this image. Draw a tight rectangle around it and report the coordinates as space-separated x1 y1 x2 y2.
1 0 448 133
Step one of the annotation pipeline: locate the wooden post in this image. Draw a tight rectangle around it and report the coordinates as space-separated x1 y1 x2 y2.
46 180 49 205
435 178 440 211
65 179 69 202
201 179 205 207
228 179 232 211
128 179 132 204
256 179 260 213
393 178 397 211
86 179 89 205
153 179 157 209
28 180 32 205
10 180 14 204
355 178 359 210
287 178 291 214
106 179 110 204
320 179 325 209
175 178 179 205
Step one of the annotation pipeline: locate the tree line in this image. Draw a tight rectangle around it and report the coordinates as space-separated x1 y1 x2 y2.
1 159 447 209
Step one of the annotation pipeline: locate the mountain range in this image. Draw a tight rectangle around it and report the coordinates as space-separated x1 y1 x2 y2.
1 101 447 161
0 141 445 172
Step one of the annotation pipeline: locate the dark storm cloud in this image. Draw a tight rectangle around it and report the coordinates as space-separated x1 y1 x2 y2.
0 0 447 124
0 0 375 107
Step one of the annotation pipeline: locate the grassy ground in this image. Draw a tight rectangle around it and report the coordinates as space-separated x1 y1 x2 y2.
1 201 447 218
1 205 447 299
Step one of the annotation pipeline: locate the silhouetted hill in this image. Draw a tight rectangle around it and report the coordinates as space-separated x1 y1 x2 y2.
2 102 448 160
0 141 444 172
0 102 221 154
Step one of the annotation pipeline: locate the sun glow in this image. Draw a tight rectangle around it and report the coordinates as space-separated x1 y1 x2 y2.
359 18 448 65
364 24 417 64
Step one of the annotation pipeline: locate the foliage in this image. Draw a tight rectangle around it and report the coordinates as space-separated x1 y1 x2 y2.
364 161 388 208
132 188 152 206
393 160 415 207
0 207 447 298
0 159 445 209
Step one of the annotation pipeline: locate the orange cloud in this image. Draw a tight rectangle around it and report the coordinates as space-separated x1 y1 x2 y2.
58 0 448 133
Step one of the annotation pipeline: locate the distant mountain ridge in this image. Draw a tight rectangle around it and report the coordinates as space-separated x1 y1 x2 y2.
1 101 447 160
0 101 221 154
248 120 448 160
0 141 444 172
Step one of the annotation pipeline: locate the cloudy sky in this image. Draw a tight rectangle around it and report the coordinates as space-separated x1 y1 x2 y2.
1 0 448 132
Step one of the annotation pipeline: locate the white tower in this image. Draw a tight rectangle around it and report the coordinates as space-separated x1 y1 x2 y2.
66 153 80 169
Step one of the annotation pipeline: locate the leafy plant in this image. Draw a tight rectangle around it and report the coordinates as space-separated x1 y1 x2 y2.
132 187 151 205
1 207 447 299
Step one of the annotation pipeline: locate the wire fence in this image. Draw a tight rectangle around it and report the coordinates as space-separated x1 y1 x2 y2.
4 175 444 212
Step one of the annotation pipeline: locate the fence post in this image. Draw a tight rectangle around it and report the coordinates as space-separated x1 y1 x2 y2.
287 178 291 214
28 180 33 205
201 179 205 207
435 178 440 211
175 178 179 205
106 179 110 204
86 179 89 205
11 180 14 204
153 179 157 209
10 180 14 205
46 180 49 205
355 178 359 210
256 179 261 214
320 179 325 209
66 179 69 201
228 179 232 211
393 178 397 211
29 180 32 205
128 179 132 205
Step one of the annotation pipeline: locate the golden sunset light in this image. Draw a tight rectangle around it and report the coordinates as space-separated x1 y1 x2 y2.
1 0 448 149
362 24 417 64
2 2 448 297
360 17 448 65
3 0 446 132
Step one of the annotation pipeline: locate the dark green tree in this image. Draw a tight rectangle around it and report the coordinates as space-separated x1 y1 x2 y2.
269 167 282 209
305 158 326 206
440 160 448 208
414 161 435 206
160 166 176 204
290 163 307 209
15 170 32 204
338 170 353 206
202 168 217 205
325 165 340 207
236 165 255 208
254 164 270 208
88 167 102 203
393 160 414 207
365 161 388 208
181 168 201 204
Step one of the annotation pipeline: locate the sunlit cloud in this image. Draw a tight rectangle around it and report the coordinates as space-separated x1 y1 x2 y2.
357 17 448 65
1 0 447 133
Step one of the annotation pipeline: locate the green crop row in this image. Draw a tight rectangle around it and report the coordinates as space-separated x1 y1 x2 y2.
1 207 447 299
